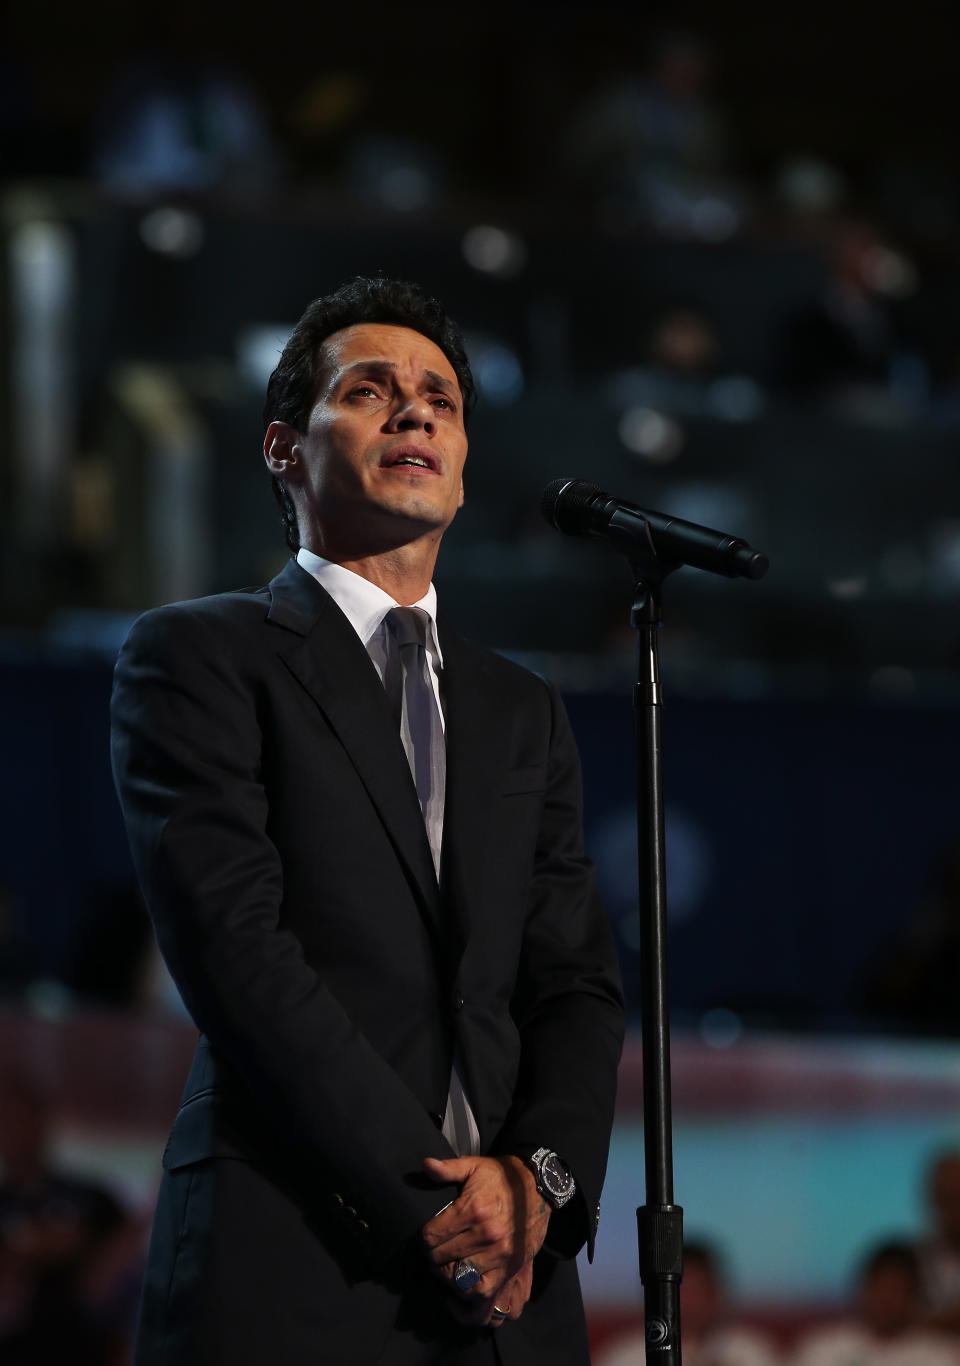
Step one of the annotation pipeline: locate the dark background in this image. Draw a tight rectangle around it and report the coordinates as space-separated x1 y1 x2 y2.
3 0 960 1036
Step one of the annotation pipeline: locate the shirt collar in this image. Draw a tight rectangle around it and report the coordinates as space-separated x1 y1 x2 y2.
296 547 442 665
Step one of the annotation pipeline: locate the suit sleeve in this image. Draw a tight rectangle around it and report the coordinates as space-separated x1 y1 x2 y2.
110 604 458 1265
494 679 626 1260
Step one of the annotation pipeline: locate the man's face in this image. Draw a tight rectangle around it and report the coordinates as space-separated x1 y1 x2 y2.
279 323 468 557
680 1259 720 1338
860 1264 916 1337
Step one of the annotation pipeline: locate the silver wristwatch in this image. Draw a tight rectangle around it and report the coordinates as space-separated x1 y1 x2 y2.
526 1147 576 1209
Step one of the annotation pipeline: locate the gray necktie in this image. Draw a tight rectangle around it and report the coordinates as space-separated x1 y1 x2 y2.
384 607 478 1156
385 607 445 878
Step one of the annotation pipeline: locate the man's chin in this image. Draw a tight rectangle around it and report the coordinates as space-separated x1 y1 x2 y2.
376 494 458 540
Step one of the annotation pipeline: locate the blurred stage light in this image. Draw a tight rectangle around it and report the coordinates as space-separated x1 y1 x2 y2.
465 337 524 404
775 157 846 213
861 244 918 298
699 1008 743 1050
10 216 75 543
928 519 960 589
707 376 765 422
139 207 205 259
237 325 294 388
461 225 528 277
826 576 868 600
379 165 432 212
617 406 684 462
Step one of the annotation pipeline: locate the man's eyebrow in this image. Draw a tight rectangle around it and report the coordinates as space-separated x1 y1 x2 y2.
424 370 457 397
334 360 396 385
333 359 458 397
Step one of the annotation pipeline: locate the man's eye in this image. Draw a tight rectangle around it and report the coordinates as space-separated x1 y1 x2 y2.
349 385 378 398
431 396 454 410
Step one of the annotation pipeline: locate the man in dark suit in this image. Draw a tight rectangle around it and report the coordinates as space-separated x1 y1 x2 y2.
110 277 624 1365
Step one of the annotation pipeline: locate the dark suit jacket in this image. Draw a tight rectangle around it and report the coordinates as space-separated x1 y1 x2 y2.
110 558 624 1365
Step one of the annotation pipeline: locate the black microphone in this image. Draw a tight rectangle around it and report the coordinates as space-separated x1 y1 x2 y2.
541 478 769 580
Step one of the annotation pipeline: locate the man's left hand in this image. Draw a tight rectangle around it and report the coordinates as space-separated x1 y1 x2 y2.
421 1154 550 1310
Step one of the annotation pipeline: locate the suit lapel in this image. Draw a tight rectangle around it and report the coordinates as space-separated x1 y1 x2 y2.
438 620 511 960
266 560 442 940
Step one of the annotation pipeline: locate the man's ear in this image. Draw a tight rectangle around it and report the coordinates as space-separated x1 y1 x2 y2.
264 421 300 479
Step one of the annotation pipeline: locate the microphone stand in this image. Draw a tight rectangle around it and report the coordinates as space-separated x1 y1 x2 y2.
540 474 768 1362
630 547 684 1364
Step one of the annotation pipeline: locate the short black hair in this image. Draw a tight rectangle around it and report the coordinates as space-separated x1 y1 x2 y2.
263 276 475 552
860 1240 920 1285
683 1241 722 1283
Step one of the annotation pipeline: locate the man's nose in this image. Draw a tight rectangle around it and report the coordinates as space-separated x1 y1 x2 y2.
388 393 435 434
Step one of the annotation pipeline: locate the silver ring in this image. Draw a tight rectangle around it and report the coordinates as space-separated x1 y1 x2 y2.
453 1257 482 1292
491 1305 508 1322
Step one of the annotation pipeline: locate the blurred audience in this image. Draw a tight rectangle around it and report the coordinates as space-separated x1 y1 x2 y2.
561 32 744 238
0 1069 143 1364
93 47 278 196
596 1240 780 1366
790 1241 958 1366
603 302 764 424
774 218 922 413
917 1150 960 1332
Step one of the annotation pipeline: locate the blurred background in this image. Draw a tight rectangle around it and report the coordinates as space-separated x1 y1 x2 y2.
2 0 960 1360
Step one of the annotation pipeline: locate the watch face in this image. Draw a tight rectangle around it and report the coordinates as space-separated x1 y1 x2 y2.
542 1152 575 1197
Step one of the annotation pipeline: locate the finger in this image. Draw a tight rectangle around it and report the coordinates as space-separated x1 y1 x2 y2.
505 1285 527 1321
426 1230 506 1267
423 1216 473 1255
424 1206 514 1263
424 1190 520 1263
423 1156 477 1184
500 1262 533 1321
486 1295 513 1328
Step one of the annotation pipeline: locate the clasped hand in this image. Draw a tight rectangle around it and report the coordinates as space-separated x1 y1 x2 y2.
420 1154 550 1328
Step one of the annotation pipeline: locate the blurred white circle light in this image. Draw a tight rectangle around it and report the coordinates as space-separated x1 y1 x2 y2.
861 245 918 298
461 225 528 277
139 207 204 259
618 406 684 462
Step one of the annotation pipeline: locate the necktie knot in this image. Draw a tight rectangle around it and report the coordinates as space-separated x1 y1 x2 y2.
385 605 429 652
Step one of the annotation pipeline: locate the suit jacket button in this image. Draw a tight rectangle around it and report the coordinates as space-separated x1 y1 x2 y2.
453 994 464 1012
345 1205 357 1220
431 1111 444 1129
358 1219 370 1234
332 1193 344 1208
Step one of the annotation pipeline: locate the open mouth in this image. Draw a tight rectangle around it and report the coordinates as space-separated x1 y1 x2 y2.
381 446 440 473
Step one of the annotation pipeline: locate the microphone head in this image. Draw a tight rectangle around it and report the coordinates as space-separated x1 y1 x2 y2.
540 478 603 535
540 478 576 530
